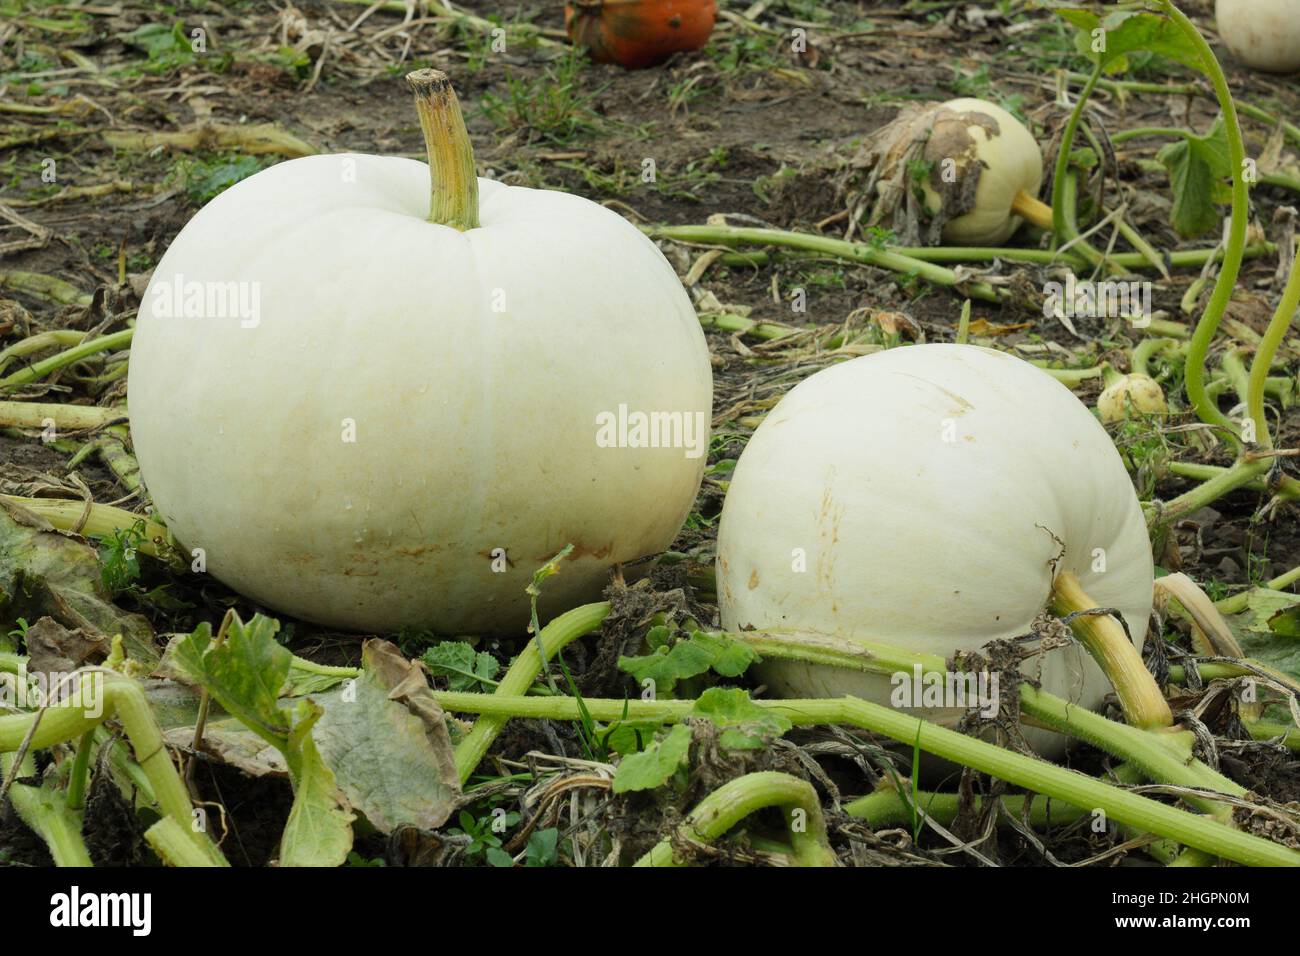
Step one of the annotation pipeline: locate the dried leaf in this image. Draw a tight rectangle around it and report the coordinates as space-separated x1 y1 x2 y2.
0 504 157 666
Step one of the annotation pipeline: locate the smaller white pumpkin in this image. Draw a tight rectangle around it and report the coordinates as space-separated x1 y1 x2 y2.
716 344 1156 755
918 98 1052 246
1216 0 1300 73
1098 373 1168 424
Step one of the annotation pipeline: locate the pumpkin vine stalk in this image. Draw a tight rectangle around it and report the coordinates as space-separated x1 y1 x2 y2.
1156 0 1250 434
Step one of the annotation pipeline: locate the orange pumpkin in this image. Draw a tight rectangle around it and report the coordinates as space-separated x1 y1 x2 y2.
565 0 717 70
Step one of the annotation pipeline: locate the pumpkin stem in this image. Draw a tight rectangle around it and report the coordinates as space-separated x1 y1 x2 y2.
1048 571 1173 731
405 69 479 231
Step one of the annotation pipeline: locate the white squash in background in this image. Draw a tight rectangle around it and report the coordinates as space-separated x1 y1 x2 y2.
1216 0 1300 73
716 344 1154 754
919 98 1051 246
129 71 713 634
1098 373 1168 424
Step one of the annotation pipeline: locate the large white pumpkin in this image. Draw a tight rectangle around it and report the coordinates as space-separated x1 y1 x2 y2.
129 73 712 634
1216 0 1300 73
716 344 1153 753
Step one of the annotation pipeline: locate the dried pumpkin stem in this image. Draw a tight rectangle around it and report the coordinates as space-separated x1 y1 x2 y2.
406 69 479 231
1049 571 1173 730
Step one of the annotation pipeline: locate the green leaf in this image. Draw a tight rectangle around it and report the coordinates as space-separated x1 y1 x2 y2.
1237 589 1300 634
117 22 189 60
167 614 292 748
1157 118 1233 238
597 716 669 755
421 640 500 692
1239 631 1300 684
486 847 515 868
1267 607 1300 640
279 699 356 867
691 687 793 750
526 828 560 867
617 630 758 695
695 632 759 677
281 665 350 697
181 156 266 205
612 723 692 793
1055 9 1205 74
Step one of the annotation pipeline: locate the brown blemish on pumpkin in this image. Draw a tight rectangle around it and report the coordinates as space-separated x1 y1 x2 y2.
394 544 442 558
342 567 380 577
817 487 843 588
896 372 975 416
920 106 1002 227
747 568 759 589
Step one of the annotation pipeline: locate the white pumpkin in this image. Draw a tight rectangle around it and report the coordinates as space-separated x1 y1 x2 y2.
919 98 1050 246
1216 0 1300 73
1098 373 1168 424
716 344 1153 753
128 71 713 634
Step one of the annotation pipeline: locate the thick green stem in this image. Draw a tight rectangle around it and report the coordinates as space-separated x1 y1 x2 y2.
1052 61 1103 247
95 425 141 492
739 629 1240 813
0 673 227 865
1149 457 1271 526
0 495 169 558
1032 362 1108 386
886 245 1268 272
698 312 799 341
1215 564 1300 614
435 688 1293 866
0 329 134 389
0 271 92 307
646 224 1005 303
0 400 120 431
145 817 222 867
1112 126 1197 145
1131 337 1180 377
735 628 949 678
845 764 1183 863
440 617 1244 819
65 729 93 811
1058 171 1119 274
406 69 479 231
663 228 1268 273
1245 241 1300 450
0 331 86 375
1 752 92 866
453 602 609 783
1049 571 1173 730
1017 687 1241 813
1220 347 1252 414
1247 722 1300 751
635 772 836 867
1158 1 1250 433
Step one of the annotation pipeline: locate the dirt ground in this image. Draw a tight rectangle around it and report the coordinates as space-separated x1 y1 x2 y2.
3 0 1300 867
